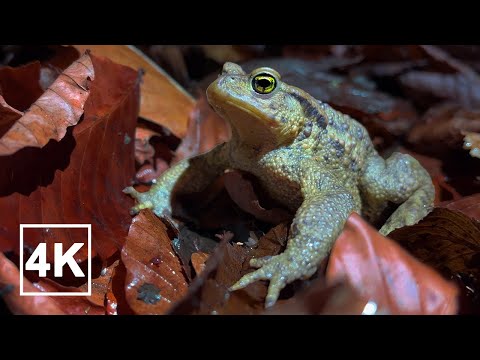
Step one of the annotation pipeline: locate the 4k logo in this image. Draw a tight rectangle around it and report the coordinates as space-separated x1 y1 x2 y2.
20 224 92 296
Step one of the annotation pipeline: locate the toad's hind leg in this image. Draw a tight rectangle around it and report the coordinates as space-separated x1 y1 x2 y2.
360 152 435 235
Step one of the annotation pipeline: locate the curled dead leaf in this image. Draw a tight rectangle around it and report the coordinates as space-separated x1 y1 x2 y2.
0 53 94 156
74 45 195 138
0 54 139 263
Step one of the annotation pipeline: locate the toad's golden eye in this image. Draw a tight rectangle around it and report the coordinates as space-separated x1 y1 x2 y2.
252 73 276 94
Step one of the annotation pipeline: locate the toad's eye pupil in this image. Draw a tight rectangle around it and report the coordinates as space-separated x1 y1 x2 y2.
252 74 276 94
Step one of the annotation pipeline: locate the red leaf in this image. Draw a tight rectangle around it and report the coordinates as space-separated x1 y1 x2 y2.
31 278 105 315
74 45 195 138
408 103 480 157
0 61 44 111
441 193 480 221
170 223 289 315
191 252 209 276
122 209 188 314
223 170 292 224
0 53 139 264
0 252 65 315
0 54 94 156
327 213 459 315
172 92 230 163
265 280 372 315
0 95 22 137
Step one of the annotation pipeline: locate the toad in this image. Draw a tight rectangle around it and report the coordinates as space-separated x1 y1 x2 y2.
124 62 435 308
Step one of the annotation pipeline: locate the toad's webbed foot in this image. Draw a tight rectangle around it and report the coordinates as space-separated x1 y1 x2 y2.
230 250 318 308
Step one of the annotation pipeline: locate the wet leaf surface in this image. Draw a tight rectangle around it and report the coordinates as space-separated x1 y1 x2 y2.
0 54 139 263
122 209 188 314
0 252 65 315
328 213 459 315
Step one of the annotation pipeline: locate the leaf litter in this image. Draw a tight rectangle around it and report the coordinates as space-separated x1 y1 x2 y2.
2 44 480 315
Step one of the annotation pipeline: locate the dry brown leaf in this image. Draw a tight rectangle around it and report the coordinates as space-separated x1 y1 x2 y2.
327 213 459 315
0 96 22 137
223 170 292 223
440 193 480 221
170 223 289 315
388 207 479 299
400 71 480 108
172 227 219 281
122 209 188 315
172 92 230 164
265 280 371 315
74 45 195 138
408 103 480 156
0 53 93 156
0 54 139 263
0 252 65 315
191 252 209 276
0 61 44 111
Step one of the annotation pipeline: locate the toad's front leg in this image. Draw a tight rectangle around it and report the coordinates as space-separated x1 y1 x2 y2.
230 170 360 308
124 142 230 217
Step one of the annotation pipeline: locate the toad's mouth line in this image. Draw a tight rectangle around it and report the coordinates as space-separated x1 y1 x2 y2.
224 100 278 127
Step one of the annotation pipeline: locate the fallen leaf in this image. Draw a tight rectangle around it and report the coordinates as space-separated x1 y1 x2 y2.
223 170 292 224
440 193 480 221
74 45 195 138
169 222 289 315
78 259 119 307
265 279 371 315
38 46 81 90
201 45 254 63
191 252 209 276
122 209 188 314
419 45 480 79
0 53 94 156
327 212 459 315
0 61 44 111
408 103 480 156
172 227 219 281
172 92 230 164
0 251 65 315
0 96 22 137
0 54 139 264
400 71 480 108
388 207 479 304
31 277 105 315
